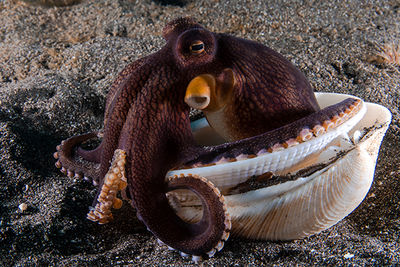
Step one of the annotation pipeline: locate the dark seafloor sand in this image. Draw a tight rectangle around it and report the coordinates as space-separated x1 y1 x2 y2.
0 0 399 265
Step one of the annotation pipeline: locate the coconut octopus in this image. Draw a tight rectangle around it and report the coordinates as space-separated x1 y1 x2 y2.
54 17 391 262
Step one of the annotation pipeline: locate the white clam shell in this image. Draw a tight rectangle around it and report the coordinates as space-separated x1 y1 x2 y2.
167 93 391 240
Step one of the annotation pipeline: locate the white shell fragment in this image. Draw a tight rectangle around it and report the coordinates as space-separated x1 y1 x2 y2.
18 203 28 212
167 93 391 240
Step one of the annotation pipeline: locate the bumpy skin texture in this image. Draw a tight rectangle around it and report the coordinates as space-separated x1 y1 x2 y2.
54 17 355 257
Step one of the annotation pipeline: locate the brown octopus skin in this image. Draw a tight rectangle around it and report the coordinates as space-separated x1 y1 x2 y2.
54 17 357 258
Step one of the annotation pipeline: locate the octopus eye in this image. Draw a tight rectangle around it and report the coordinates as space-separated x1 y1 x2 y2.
190 40 205 54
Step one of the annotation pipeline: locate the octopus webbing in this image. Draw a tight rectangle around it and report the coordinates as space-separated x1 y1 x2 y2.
54 17 391 262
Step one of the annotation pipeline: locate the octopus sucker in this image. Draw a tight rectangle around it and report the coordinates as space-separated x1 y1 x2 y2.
54 17 391 261
87 149 127 224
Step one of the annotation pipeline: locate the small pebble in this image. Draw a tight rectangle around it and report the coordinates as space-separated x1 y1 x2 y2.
344 252 355 259
19 203 28 212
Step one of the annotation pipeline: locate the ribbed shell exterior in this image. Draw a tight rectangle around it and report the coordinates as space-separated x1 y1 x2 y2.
226 102 390 239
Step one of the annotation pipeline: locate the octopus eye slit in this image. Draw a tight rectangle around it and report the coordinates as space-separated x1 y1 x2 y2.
190 40 205 54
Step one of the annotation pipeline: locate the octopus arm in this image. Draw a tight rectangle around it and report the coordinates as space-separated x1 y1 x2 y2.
113 97 231 258
186 97 361 165
54 132 101 182
54 57 152 184
98 59 157 181
104 57 148 125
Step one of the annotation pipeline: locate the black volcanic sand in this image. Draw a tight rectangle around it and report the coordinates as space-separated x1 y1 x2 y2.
0 0 399 265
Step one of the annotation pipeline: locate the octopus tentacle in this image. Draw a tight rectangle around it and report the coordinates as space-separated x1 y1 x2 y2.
108 81 231 257
128 166 232 258
164 174 231 260
183 97 362 167
104 57 148 126
54 132 101 183
99 61 155 180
